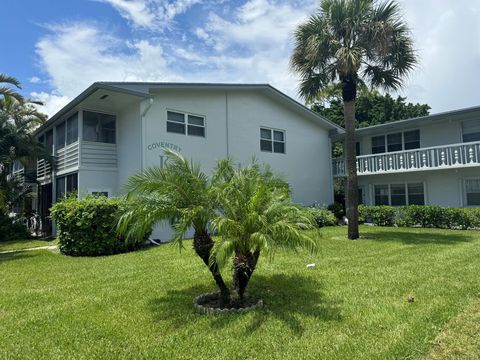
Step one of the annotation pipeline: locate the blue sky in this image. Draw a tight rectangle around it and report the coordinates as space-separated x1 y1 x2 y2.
2 0 480 116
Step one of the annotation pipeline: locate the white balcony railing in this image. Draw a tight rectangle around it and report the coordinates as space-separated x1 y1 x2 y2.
333 141 480 177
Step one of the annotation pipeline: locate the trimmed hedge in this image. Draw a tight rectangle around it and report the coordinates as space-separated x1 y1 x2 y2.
359 204 480 229
358 205 397 227
307 207 337 227
51 196 149 256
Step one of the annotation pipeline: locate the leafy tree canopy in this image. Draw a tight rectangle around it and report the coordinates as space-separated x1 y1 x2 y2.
311 85 430 128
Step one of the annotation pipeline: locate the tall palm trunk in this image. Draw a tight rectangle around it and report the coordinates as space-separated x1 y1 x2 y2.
192 229 230 304
233 249 260 302
342 76 359 240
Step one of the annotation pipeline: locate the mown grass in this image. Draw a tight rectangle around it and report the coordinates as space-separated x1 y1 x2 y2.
0 238 57 252
1 226 479 359
424 297 480 360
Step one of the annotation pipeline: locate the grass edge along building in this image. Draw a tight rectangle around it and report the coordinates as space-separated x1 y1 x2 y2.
12 82 480 239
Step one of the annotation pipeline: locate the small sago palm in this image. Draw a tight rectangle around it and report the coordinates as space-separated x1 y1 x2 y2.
291 0 417 239
117 148 230 304
211 162 317 303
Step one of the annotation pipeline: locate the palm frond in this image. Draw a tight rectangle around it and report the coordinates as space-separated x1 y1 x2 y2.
291 0 417 100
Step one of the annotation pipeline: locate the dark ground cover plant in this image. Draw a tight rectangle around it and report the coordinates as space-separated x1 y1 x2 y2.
0 213 29 242
51 195 148 256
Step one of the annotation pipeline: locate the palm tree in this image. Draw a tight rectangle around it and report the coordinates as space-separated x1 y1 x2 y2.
0 74 24 103
290 0 417 239
211 161 317 303
117 148 231 304
0 98 49 167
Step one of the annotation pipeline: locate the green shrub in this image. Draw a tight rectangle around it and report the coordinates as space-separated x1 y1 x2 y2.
0 213 30 242
360 205 480 230
307 207 337 227
51 196 149 256
327 202 345 220
467 208 480 228
358 205 397 226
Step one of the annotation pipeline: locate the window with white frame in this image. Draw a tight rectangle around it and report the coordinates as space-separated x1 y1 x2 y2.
371 130 420 154
166 110 205 137
260 127 285 154
462 120 480 143
465 179 480 206
374 182 425 206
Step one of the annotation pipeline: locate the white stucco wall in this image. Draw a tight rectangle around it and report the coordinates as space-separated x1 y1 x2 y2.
227 91 333 205
78 169 118 198
143 89 228 172
139 88 335 240
117 103 142 191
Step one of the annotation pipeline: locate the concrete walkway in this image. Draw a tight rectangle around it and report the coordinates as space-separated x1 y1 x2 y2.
0 245 58 255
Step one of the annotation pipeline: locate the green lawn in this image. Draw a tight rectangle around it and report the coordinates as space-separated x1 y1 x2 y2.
0 238 57 252
1 226 480 359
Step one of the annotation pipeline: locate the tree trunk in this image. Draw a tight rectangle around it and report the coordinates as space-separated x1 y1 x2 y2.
233 249 260 302
342 76 359 240
192 229 231 305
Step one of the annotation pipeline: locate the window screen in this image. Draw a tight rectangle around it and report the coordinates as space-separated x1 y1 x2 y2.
387 133 403 152
407 183 425 205
404 130 420 150
462 120 480 142
390 184 407 206
372 136 386 154
374 185 389 205
66 113 78 145
83 111 116 143
56 122 66 149
465 179 480 206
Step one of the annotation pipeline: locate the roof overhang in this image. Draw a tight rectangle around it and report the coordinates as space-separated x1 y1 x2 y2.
35 83 152 135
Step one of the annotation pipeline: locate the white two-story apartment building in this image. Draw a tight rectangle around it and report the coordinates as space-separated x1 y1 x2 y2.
332 106 480 208
30 82 342 238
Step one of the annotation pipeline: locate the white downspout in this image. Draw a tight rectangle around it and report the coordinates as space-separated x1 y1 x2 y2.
141 98 154 170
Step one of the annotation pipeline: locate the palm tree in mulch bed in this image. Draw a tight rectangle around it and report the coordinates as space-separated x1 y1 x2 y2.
118 149 317 309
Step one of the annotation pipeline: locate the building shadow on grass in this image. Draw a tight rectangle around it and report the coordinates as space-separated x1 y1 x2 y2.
360 229 473 245
149 273 342 336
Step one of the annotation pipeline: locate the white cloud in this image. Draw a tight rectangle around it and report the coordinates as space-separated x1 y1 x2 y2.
96 0 155 28
35 1 317 115
29 76 42 84
397 0 480 112
36 22 173 100
96 0 202 30
34 0 480 117
30 91 71 118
